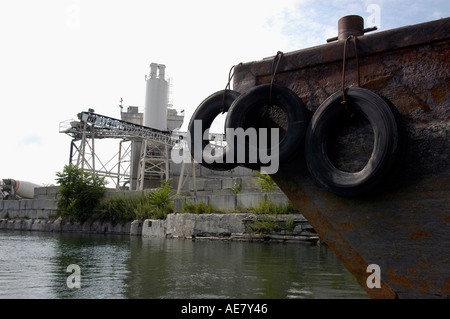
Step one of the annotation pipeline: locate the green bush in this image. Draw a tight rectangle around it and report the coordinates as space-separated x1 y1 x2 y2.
141 180 175 220
97 194 137 224
96 180 175 222
56 164 107 223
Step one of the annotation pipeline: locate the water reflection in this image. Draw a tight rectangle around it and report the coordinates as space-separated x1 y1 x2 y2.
0 231 368 299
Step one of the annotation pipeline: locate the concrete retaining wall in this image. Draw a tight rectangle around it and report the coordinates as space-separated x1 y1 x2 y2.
142 213 318 243
1 186 317 242
0 217 133 235
164 213 247 238
1 185 292 221
0 212 318 243
0 199 58 219
174 192 291 212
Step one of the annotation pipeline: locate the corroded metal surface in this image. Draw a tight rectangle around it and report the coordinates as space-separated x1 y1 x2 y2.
233 18 450 298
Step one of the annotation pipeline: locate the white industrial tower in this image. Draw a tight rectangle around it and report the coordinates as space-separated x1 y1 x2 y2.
137 63 170 189
143 63 169 131
60 63 184 191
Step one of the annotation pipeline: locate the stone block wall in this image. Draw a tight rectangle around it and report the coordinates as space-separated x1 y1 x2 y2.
1 186 314 242
174 192 291 212
141 213 318 243
0 198 58 219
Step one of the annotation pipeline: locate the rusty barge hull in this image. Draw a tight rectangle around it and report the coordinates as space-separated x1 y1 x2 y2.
233 18 449 298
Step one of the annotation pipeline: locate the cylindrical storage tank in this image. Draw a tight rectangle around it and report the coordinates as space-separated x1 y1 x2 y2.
143 63 169 131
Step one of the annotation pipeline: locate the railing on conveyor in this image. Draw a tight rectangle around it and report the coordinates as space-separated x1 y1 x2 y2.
60 111 181 146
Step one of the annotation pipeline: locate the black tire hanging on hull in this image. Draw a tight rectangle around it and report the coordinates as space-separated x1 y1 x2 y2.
304 87 403 197
225 84 311 171
188 90 240 171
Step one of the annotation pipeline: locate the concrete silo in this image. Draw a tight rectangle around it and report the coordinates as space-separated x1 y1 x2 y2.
143 63 169 131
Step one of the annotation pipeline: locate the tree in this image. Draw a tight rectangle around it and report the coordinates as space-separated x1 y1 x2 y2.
56 164 107 223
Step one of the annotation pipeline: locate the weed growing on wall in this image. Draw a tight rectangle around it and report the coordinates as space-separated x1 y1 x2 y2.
253 171 278 192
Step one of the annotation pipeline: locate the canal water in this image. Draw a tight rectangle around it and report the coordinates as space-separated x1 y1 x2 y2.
0 231 368 299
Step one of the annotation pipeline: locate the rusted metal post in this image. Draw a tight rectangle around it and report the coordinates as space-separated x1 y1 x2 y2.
327 15 378 42
338 15 364 40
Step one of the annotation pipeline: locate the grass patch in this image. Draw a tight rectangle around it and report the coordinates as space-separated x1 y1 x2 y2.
181 201 214 214
246 196 298 215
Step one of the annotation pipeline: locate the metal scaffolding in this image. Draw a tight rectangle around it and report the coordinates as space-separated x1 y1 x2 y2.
59 111 179 190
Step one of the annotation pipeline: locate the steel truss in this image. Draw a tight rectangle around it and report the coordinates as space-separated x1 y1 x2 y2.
137 140 170 190
60 111 179 190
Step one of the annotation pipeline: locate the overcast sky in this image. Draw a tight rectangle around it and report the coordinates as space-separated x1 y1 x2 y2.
0 0 448 185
